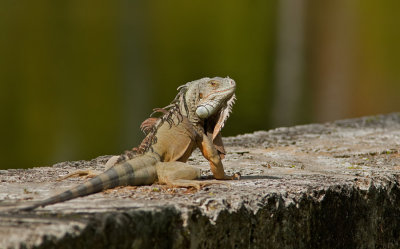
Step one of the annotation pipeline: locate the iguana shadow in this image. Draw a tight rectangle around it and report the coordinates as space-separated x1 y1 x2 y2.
240 175 281 180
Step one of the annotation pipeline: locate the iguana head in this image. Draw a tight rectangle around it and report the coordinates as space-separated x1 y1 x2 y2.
138 77 236 154
194 77 236 119
180 77 236 140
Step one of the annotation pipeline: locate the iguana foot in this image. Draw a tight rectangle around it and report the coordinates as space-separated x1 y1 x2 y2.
104 155 120 169
229 172 241 180
202 173 240 180
57 155 119 181
57 170 101 181
199 179 231 188
166 180 202 190
215 172 241 180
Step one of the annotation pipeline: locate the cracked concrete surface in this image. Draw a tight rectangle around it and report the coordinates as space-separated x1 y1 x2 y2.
1 113 400 249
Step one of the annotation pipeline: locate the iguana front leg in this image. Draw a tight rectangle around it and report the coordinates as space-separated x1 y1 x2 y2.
198 133 239 180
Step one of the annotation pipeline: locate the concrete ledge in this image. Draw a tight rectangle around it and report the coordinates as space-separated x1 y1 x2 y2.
1 113 400 249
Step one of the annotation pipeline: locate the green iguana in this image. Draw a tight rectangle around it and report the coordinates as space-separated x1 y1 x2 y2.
17 76 238 211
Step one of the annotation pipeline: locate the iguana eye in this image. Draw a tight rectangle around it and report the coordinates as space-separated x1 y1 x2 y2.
209 80 218 87
199 93 203 99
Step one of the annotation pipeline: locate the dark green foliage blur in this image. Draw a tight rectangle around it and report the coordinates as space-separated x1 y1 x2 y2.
0 1 399 169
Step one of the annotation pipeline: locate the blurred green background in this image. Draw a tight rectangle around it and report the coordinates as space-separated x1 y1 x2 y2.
0 1 399 169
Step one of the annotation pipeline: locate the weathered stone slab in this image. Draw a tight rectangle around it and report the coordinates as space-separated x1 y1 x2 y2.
1 113 400 249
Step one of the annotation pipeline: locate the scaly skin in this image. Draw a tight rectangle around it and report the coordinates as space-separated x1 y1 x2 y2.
17 77 237 211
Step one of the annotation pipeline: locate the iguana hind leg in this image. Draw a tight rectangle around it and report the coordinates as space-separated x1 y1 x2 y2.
58 156 120 181
57 170 101 181
156 161 229 190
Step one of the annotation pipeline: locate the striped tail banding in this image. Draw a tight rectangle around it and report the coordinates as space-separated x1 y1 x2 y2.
18 154 159 211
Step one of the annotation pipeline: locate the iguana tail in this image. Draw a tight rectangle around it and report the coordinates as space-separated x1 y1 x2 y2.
19 154 159 211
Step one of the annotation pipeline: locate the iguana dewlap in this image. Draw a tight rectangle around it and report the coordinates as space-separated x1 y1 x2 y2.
16 77 237 211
